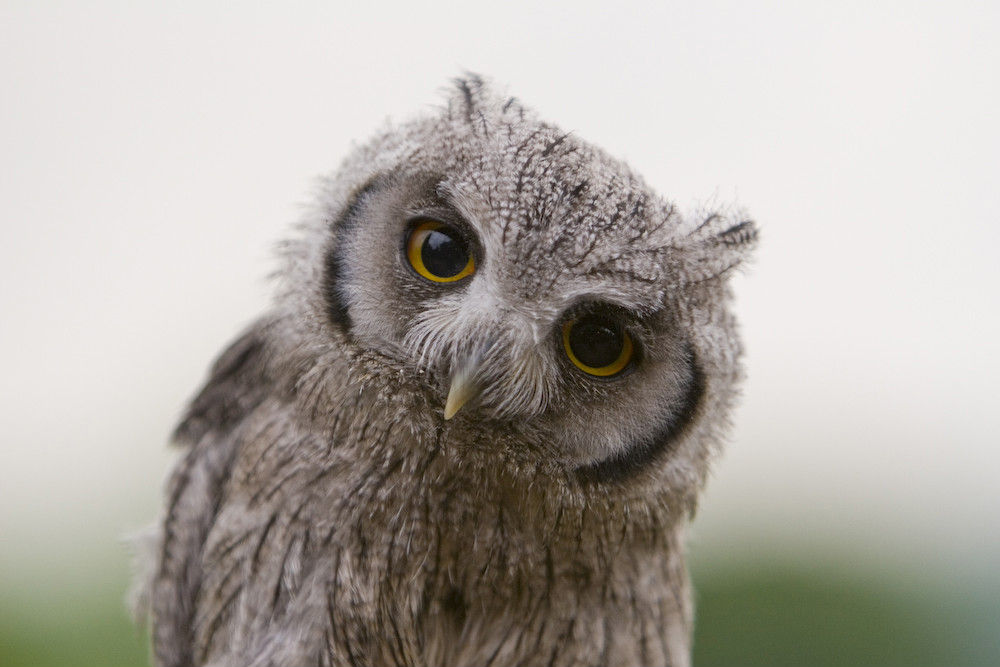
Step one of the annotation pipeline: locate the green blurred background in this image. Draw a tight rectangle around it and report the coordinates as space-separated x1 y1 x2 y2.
2 544 998 667
2 2 997 665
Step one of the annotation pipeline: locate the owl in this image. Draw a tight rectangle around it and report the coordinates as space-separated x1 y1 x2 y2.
136 75 756 667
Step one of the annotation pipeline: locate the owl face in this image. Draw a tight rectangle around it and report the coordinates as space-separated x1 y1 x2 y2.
144 77 756 667
284 76 754 489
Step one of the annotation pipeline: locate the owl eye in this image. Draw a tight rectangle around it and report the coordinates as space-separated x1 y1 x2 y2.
562 315 634 377
405 220 476 283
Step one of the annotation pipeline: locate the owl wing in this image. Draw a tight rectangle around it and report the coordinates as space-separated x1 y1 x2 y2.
172 318 274 446
149 317 275 667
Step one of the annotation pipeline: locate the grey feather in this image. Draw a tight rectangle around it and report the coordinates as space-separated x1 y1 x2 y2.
135 74 757 667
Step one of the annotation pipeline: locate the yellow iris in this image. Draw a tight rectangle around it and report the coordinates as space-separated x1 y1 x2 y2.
406 220 475 283
562 319 633 377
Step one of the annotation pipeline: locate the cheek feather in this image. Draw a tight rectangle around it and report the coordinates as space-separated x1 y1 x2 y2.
575 346 705 484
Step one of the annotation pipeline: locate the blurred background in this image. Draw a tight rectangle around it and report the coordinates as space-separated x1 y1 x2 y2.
1 2 997 665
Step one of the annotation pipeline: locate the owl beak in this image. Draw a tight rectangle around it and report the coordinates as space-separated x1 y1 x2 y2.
443 367 480 420
443 351 485 420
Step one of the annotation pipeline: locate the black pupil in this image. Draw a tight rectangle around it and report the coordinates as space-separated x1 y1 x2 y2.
421 227 469 278
569 318 623 368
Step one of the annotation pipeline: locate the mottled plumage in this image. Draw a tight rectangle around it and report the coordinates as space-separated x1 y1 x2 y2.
136 75 756 667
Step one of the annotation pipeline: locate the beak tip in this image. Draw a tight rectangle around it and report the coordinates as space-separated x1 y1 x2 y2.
443 374 477 421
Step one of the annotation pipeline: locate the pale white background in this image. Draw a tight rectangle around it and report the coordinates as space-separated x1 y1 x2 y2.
1 1 997 594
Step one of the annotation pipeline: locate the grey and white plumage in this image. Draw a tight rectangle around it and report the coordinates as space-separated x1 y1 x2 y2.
136 75 756 667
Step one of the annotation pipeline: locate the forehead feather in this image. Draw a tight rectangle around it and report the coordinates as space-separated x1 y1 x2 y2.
395 82 684 306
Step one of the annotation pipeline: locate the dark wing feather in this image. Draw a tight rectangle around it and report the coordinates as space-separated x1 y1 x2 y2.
152 318 274 667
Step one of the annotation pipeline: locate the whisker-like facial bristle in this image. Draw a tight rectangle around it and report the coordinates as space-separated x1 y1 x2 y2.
401 303 557 420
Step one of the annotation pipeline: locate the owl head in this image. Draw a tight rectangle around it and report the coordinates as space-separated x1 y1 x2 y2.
265 75 755 515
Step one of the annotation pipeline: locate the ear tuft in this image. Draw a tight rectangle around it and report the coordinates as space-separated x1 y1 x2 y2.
447 72 491 122
680 212 758 284
715 219 758 247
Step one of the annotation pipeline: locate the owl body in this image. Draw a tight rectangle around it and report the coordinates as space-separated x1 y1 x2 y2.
142 77 755 667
